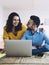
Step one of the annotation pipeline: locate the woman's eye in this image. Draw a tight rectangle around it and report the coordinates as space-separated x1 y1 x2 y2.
13 19 16 21
13 19 19 21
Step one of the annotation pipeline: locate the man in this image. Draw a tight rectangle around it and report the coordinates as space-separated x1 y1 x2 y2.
22 15 49 56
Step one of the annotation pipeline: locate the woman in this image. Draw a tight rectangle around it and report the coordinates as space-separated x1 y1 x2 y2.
3 12 27 40
22 15 49 56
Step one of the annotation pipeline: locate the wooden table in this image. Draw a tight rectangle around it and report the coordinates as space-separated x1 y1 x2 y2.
0 40 49 65
0 55 49 65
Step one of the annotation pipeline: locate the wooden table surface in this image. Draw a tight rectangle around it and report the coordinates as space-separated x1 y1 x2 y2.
0 41 49 65
0 55 49 65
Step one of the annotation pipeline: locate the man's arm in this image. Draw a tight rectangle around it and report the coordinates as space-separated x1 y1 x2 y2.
21 31 27 40
39 33 49 48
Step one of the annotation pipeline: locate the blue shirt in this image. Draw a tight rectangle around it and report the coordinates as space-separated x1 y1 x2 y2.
22 29 49 47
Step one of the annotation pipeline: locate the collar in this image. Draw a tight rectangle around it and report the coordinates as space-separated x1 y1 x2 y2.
36 29 40 34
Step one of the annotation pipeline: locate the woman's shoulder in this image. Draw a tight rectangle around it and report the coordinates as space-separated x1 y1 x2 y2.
4 26 6 30
22 24 27 28
22 24 27 30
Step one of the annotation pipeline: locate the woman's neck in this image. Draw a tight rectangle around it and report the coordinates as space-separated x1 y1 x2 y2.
12 26 17 35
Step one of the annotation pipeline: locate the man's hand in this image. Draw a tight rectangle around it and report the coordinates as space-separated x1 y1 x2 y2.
39 46 43 48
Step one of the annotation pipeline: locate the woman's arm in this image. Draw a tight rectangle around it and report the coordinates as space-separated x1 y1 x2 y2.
3 28 9 40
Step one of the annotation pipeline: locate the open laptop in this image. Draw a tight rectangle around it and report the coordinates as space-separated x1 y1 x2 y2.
4 40 32 57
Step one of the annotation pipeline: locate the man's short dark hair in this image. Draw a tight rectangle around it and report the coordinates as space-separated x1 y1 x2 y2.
30 15 40 27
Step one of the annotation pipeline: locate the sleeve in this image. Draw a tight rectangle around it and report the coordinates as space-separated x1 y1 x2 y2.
3 27 9 40
42 33 49 45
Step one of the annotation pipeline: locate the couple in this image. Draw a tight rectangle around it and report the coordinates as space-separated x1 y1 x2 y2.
3 12 49 56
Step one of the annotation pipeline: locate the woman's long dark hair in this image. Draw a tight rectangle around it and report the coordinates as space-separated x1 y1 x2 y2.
6 12 22 32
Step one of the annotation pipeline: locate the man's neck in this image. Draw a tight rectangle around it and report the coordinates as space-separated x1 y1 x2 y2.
31 28 37 34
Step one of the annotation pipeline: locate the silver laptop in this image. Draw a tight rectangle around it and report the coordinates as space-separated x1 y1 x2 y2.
4 40 32 57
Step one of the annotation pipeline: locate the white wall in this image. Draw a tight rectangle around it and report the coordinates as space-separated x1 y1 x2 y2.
0 7 3 40
0 0 49 49
1 0 49 38
2 0 49 26
3 8 49 25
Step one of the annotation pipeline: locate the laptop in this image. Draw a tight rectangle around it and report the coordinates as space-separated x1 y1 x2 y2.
4 40 32 57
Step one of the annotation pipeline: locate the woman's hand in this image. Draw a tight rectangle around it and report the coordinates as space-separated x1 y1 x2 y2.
39 28 45 32
32 46 37 49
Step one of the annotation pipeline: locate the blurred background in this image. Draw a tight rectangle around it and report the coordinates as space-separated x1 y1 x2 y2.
0 0 49 48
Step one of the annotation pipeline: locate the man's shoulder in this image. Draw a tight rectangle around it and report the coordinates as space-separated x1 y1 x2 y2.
39 30 45 37
24 30 31 34
37 29 45 36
